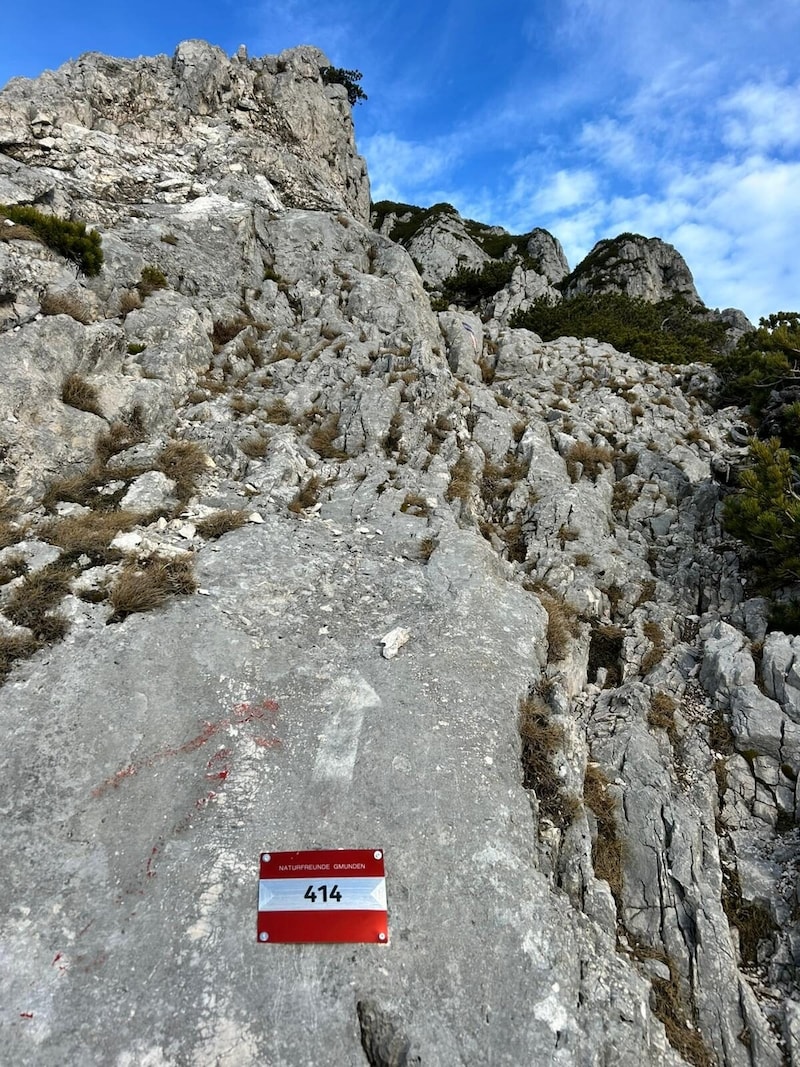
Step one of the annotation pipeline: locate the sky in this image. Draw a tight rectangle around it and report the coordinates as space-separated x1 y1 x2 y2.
1 1 799 324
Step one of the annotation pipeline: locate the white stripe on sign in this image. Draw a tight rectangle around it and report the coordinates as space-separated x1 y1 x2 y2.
312 675 381 781
258 877 387 912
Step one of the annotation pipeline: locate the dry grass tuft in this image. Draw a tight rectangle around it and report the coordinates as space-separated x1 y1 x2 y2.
211 317 249 352
535 588 580 661
239 434 269 459
0 552 27 585
641 620 667 673
0 517 25 549
308 414 347 461
648 691 678 745
195 510 249 539
40 290 94 324
519 693 577 829
445 453 474 503
588 623 624 686
3 561 73 640
583 763 623 905
263 399 294 425
41 509 143 561
119 289 143 316
0 221 40 243
95 409 147 464
400 492 429 517
565 441 615 482
0 632 42 681
61 373 103 416
109 554 197 621
288 475 323 514
157 441 209 501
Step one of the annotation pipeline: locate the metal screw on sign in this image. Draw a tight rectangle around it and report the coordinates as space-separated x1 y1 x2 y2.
259 932 269 942
261 853 271 863
378 933 386 942
373 851 382 860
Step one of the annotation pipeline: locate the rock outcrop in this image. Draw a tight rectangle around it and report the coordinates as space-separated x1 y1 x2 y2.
0 41 795 1067
563 233 702 305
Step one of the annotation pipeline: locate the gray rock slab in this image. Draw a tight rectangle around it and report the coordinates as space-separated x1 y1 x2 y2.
1 515 678 1066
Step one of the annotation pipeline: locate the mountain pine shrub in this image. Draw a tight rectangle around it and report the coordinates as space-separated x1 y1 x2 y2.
320 66 367 105
0 204 103 275
510 292 728 364
723 436 800 596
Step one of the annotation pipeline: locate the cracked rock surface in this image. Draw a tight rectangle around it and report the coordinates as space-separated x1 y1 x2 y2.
0 39 798 1067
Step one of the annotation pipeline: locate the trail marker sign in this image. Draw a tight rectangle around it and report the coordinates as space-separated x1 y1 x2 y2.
257 849 388 944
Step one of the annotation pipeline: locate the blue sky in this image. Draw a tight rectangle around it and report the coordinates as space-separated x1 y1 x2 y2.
2 1 799 324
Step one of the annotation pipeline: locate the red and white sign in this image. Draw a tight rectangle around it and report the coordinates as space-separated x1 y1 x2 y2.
257 849 388 944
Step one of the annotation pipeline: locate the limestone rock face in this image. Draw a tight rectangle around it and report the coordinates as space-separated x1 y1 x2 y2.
0 40 795 1067
0 40 370 225
565 233 702 304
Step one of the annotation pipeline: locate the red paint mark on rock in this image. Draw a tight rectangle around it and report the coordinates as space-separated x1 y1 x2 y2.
92 699 280 798
19 1012 33 1019
146 846 159 878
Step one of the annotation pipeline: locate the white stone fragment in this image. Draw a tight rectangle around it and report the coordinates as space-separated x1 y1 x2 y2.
380 627 410 659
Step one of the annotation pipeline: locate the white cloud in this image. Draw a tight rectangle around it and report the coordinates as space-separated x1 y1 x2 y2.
722 81 800 152
360 132 453 202
515 167 599 215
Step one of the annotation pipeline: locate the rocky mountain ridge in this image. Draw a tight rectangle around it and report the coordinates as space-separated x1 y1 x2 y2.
0 40 798 1067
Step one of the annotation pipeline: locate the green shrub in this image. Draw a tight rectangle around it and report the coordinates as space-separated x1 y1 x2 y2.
320 66 367 105
0 203 103 275
510 292 728 364
439 260 515 309
714 312 800 412
137 265 168 297
723 437 800 592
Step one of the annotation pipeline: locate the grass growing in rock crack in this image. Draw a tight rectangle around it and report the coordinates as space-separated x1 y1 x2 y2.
527 585 580 661
565 442 615 482
647 692 679 745
108 555 197 622
641 620 667 672
308 414 347 461
519 692 577 829
157 441 209 501
3 561 74 640
195 510 249 539
41 509 144 562
588 624 624 686
0 632 42 682
445 453 474 503
583 763 623 906
61 373 103 416
721 866 778 967
626 936 715 1067
288 476 323 514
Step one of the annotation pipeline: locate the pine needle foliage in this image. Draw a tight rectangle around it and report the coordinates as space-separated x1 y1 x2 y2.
0 203 103 275
510 292 727 364
723 437 800 590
